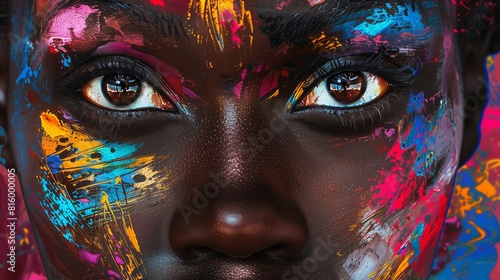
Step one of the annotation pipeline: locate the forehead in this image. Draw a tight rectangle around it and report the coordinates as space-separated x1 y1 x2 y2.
35 0 442 12
35 0 445 53
36 0 445 31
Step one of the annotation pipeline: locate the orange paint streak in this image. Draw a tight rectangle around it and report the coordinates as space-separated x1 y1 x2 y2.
100 192 145 279
187 0 254 51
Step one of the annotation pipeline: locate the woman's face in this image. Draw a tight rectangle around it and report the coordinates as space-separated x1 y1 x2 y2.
8 0 464 278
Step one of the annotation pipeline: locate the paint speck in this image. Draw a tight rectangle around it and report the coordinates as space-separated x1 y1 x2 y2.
107 270 121 278
90 153 102 159
79 249 101 265
114 256 125 265
150 0 164 6
132 174 146 183
307 0 325 6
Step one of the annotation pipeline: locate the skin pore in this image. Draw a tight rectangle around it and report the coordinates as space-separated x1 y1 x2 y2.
4 0 492 279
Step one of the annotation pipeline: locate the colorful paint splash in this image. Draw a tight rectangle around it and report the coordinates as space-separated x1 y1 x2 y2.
28 110 172 278
431 53 500 279
187 0 254 52
341 83 458 279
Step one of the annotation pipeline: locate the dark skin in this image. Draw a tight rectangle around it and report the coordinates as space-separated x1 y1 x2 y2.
2 0 497 279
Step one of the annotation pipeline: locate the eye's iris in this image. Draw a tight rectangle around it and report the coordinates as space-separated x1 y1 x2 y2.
327 71 366 103
102 74 141 106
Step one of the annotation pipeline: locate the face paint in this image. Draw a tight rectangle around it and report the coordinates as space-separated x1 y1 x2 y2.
6 0 488 279
187 0 254 52
433 54 500 278
27 110 171 277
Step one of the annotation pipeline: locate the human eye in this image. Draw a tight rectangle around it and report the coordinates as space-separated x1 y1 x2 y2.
287 55 417 129
55 56 177 113
295 70 389 109
83 73 174 111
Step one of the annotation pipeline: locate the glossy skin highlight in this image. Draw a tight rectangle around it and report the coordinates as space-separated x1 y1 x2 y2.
5 0 485 279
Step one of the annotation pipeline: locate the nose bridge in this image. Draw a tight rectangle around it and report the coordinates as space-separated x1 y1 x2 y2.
215 97 265 185
219 98 247 180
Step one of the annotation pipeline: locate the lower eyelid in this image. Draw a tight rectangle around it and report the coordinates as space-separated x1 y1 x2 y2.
290 92 406 133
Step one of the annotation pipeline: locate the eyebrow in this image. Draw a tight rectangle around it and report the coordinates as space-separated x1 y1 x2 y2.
257 0 375 47
40 0 188 44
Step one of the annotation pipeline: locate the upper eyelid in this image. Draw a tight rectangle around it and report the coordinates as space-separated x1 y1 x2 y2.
57 56 157 88
300 56 415 92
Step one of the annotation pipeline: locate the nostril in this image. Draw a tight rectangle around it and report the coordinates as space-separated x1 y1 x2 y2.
169 202 308 261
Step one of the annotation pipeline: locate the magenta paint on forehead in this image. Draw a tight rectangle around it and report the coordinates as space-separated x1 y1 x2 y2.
150 0 165 6
259 72 279 98
147 0 190 15
274 0 292 10
308 0 326 6
233 69 248 98
45 5 98 41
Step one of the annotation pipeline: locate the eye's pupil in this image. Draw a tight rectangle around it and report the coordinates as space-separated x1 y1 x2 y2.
328 71 366 103
102 74 141 106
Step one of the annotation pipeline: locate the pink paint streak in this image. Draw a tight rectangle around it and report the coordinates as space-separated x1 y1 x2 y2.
222 10 243 48
259 72 279 98
150 0 165 6
308 0 326 6
233 69 248 98
45 5 98 41
79 249 101 265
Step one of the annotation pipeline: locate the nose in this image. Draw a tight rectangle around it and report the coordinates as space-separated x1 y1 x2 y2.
169 197 308 259
169 98 307 260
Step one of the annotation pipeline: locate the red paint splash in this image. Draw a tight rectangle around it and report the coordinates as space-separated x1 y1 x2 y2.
150 0 165 7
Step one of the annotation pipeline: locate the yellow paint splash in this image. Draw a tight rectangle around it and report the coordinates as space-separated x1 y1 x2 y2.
40 111 170 205
100 192 145 279
187 0 254 52
310 32 343 52
476 159 500 199
369 253 414 280
449 185 483 218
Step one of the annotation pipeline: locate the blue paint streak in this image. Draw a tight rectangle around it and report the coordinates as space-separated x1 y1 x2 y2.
47 155 62 174
333 3 437 44
410 222 425 264
39 177 82 244
61 53 72 68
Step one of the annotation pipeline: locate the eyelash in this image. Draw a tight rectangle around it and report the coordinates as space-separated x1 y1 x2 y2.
288 54 418 130
52 56 179 131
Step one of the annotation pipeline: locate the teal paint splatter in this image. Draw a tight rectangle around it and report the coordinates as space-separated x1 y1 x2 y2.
410 222 425 264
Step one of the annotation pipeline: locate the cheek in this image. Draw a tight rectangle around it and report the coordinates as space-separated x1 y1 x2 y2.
33 110 171 276
348 91 460 278
368 92 458 211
